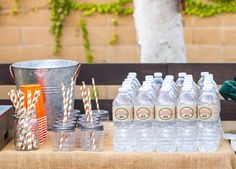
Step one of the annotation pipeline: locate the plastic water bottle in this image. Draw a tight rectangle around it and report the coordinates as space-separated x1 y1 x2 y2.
155 85 176 152
162 81 178 101
198 72 209 87
185 74 199 96
163 79 178 98
113 87 134 152
127 72 141 87
145 75 159 90
142 81 157 100
176 85 198 152
133 86 155 152
198 85 221 152
154 72 163 87
176 72 186 88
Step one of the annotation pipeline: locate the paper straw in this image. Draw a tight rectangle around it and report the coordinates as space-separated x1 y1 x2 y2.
8 91 19 112
27 90 32 112
81 81 91 123
32 90 41 112
92 78 100 112
67 78 74 116
87 87 93 124
90 131 96 151
61 83 68 124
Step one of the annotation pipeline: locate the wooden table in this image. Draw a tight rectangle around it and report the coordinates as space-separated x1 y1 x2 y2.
0 126 236 169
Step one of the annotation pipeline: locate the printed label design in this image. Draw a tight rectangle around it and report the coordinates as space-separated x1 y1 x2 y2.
112 106 133 121
134 106 154 121
177 105 197 120
198 105 220 121
155 106 175 121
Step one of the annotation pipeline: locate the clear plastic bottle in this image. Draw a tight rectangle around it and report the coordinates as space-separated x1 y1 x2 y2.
133 86 155 152
185 74 199 95
143 81 158 99
113 87 134 152
155 85 176 152
154 72 163 87
163 79 178 98
127 72 141 87
164 75 179 93
198 72 209 87
145 75 159 90
198 85 221 152
176 85 198 152
176 72 186 88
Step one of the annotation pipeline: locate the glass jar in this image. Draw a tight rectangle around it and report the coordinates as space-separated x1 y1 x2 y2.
80 124 104 151
52 124 76 151
93 110 110 135
14 114 39 151
76 120 100 148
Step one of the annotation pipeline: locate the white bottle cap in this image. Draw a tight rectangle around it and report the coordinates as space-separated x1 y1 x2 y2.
139 86 149 92
165 75 174 80
118 87 127 92
143 80 151 86
224 131 236 140
145 75 154 81
185 74 193 79
161 85 171 91
230 140 236 152
128 72 137 77
209 74 214 80
201 72 209 76
178 72 187 77
154 72 162 77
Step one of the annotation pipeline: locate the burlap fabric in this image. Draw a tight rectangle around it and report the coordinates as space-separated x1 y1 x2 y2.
0 124 235 169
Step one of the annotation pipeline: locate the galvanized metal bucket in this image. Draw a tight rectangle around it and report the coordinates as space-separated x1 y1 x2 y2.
10 59 81 130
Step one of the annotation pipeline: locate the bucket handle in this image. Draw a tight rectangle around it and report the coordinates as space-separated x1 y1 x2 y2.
9 65 16 83
73 64 81 81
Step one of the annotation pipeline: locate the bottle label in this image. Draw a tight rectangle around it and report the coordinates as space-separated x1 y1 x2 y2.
112 106 133 121
155 106 175 121
134 106 154 121
198 105 220 121
177 105 197 120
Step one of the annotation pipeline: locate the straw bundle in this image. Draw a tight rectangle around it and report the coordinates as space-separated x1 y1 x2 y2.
8 89 40 151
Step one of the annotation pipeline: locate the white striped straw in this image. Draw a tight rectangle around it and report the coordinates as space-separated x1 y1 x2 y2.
32 90 40 112
61 83 68 124
92 78 100 112
87 87 93 124
67 78 74 116
80 84 90 123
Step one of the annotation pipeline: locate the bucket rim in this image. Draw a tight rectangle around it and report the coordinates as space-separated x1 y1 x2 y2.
11 59 79 69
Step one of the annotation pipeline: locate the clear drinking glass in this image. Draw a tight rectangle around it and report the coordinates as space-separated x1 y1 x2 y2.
14 112 39 151
80 124 104 151
52 124 76 151
92 110 110 135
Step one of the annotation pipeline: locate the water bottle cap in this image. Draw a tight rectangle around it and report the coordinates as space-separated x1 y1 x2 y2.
165 75 174 80
118 87 127 92
143 80 152 86
201 72 209 76
154 72 162 77
178 72 187 77
145 75 154 81
209 74 214 80
160 85 171 91
128 72 137 77
139 86 149 92
185 74 193 79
